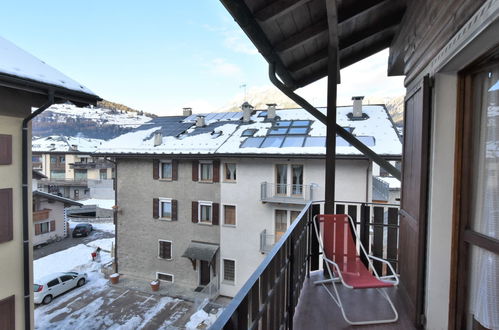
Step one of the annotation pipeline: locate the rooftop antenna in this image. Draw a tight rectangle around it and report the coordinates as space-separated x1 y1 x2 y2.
240 83 247 101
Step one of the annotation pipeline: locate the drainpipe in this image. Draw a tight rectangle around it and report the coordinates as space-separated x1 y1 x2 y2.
104 157 118 273
268 63 401 180
22 91 54 330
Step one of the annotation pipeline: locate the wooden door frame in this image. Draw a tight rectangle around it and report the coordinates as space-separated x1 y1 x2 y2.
449 46 499 330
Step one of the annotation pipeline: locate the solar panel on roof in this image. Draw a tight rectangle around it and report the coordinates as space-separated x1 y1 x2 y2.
357 136 375 146
261 136 284 148
304 137 325 147
275 121 291 127
337 137 350 146
291 120 310 127
241 137 264 148
282 136 305 148
268 128 287 135
288 127 308 135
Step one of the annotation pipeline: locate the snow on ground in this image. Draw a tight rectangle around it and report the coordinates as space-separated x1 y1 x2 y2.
34 243 112 281
186 307 223 329
87 238 114 252
32 135 105 153
68 220 115 234
79 198 115 210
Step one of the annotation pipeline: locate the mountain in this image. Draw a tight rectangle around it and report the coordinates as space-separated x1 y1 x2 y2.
32 100 155 140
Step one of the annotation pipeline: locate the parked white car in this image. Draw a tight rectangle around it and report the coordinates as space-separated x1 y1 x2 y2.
34 272 87 304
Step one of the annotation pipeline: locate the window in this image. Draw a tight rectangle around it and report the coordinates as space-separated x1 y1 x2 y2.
156 272 174 283
290 211 301 224
160 199 172 219
275 164 288 194
40 222 50 234
223 205 236 226
199 203 212 224
50 156 56 163
275 210 288 242
47 279 59 288
241 129 257 137
32 155 41 162
100 169 107 180
223 259 235 283
200 162 213 182
50 170 65 179
60 156 65 163
291 165 304 195
160 161 172 180
158 240 172 260
60 275 75 282
224 163 236 182
74 169 87 180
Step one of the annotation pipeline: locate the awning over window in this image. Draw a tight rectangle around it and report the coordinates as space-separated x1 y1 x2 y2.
182 242 219 262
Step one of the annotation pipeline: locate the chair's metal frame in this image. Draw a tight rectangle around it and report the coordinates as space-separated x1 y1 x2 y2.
312 214 399 325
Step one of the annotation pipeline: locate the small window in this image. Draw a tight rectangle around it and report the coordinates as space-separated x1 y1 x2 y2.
275 121 291 127
158 240 172 260
160 199 172 219
160 161 172 180
241 129 257 137
47 279 59 288
199 203 212 224
268 128 287 135
288 127 308 135
200 162 213 182
156 272 174 283
60 156 65 163
304 136 326 147
99 169 107 180
261 136 284 148
40 222 50 234
50 156 57 163
224 163 237 182
32 155 41 162
291 120 311 127
224 205 236 226
282 136 305 148
241 137 264 148
223 259 235 283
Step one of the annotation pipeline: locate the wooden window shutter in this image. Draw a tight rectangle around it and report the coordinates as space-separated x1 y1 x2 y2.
213 160 220 182
153 198 159 219
0 188 13 243
192 160 199 181
0 295 15 330
166 242 172 259
153 160 159 180
172 200 178 221
172 160 178 181
50 220 56 232
212 203 220 225
191 201 199 223
35 224 41 236
0 135 12 165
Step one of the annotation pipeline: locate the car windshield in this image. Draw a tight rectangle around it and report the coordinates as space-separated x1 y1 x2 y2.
75 224 86 229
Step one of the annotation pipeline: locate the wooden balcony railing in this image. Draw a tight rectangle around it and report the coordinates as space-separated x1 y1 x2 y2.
33 209 51 221
212 200 400 329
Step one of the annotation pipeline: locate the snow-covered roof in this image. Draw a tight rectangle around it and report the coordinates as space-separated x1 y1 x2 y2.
0 36 96 97
32 136 105 153
79 198 115 210
96 105 402 157
33 190 83 206
378 177 401 189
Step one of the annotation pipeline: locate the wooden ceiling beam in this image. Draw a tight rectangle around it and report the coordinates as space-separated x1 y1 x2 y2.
339 23 400 50
275 20 328 52
254 0 312 22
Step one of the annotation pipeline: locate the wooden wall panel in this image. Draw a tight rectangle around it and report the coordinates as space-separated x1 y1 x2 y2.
0 134 12 165
0 295 15 330
0 188 13 243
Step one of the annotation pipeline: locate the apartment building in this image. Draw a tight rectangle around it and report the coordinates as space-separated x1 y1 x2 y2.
32 135 113 200
0 36 98 329
97 101 401 297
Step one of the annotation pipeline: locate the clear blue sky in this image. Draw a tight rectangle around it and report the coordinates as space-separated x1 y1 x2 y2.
0 1 404 115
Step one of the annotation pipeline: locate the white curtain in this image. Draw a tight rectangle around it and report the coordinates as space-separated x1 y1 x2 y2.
470 67 499 329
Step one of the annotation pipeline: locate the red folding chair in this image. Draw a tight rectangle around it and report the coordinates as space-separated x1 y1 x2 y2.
312 214 399 325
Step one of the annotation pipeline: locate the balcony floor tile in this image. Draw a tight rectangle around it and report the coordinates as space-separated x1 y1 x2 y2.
293 271 416 330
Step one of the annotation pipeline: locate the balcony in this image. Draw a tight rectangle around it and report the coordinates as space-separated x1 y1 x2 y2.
259 229 275 253
33 209 50 221
70 160 113 170
212 200 413 329
260 182 318 204
41 179 88 187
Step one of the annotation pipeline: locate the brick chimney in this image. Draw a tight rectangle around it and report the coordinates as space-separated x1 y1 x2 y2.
352 96 364 118
183 107 192 116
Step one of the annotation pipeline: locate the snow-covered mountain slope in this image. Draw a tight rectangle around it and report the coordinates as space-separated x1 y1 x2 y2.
32 101 155 140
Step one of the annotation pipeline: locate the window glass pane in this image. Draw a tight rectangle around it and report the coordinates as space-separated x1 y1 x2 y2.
41 222 50 233
224 205 236 225
290 211 301 223
200 163 212 180
225 163 236 181
261 136 284 148
304 136 326 147
47 279 59 287
268 128 288 135
288 127 308 135
161 201 171 218
276 164 287 194
241 137 264 148
292 165 303 195
223 259 235 282
50 156 56 163
159 241 171 259
75 169 88 180
200 205 212 222
157 273 173 282
241 129 256 137
100 169 107 180
291 120 310 127
161 162 172 179
275 121 291 127
282 136 305 148
60 275 73 282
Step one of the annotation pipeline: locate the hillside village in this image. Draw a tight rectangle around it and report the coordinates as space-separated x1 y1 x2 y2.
1 2 498 330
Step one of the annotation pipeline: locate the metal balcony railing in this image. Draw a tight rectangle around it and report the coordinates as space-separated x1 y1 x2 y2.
260 182 318 204
212 200 400 329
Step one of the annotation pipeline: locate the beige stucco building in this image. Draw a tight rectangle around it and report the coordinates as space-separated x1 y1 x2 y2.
0 36 98 329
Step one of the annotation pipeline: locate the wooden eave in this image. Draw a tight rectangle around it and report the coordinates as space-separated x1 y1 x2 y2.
221 0 407 89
